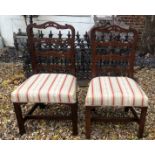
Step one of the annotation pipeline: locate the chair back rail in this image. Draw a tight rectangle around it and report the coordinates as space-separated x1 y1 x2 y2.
90 25 138 78
26 21 75 75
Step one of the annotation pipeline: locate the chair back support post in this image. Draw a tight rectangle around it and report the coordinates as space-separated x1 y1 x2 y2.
27 26 37 73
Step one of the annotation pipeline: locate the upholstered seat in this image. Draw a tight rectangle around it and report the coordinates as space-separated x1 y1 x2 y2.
85 77 148 107
11 73 76 104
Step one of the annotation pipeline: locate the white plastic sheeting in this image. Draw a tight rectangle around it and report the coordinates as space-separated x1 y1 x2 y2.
0 15 95 47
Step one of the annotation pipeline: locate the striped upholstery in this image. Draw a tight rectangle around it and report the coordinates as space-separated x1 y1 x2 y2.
11 74 77 104
85 77 148 107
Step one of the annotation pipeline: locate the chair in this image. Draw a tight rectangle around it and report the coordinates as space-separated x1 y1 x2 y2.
85 25 148 139
11 21 78 135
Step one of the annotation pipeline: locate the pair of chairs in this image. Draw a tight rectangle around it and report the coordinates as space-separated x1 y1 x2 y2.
11 21 148 139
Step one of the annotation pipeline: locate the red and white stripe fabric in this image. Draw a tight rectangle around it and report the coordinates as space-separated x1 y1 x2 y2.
85 77 148 107
11 73 77 104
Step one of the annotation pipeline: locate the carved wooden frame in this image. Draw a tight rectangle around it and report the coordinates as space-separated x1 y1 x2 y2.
90 25 138 78
26 21 76 75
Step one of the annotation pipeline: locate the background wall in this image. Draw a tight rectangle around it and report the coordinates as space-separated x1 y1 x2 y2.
0 15 95 47
118 15 145 45
0 15 145 47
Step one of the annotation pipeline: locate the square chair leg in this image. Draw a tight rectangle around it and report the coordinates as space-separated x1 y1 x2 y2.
138 107 147 138
85 107 91 139
38 103 46 109
71 103 78 135
13 103 26 135
124 107 130 112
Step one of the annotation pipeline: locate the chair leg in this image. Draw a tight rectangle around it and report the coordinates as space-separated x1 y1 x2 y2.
91 108 97 114
85 107 91 139
138 107 147 138
124 107 130 112
13 103 26 135
38 103 46 109
71 103 78 135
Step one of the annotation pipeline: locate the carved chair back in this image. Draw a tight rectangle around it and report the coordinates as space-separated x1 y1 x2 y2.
90 25 138 78
26 21 75 75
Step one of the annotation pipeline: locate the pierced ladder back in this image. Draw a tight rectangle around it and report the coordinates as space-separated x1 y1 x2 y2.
90 25 138 78
27 21 76 75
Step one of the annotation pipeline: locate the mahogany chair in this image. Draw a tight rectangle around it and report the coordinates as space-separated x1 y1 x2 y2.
11 21 78 135
85 25 148 139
